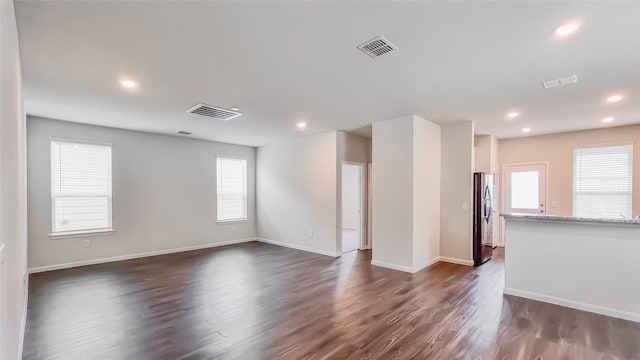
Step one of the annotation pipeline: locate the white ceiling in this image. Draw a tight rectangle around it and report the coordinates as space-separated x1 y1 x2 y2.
15 1 640 147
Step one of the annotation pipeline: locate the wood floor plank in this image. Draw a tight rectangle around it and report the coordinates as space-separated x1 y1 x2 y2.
23 242 640 359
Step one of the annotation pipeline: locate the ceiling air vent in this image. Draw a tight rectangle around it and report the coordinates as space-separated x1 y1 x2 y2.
542 75 578 89
358 36 398 58
186 103 242 121
177 131 192 135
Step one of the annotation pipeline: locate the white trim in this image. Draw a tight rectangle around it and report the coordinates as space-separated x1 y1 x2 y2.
257 238 340 257
49 136 112 147
504 287 640 323
371 259 413 273
412 257 441 273
216 219 248 225
439 256 474 266
49 229 115 240
372 256 471 273
28 238 256 273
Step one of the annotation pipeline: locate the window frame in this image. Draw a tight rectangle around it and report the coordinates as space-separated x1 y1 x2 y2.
572 142 634 219
216 155 248 224
49 138 114 238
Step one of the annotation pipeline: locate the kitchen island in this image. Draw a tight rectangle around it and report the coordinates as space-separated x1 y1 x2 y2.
502 213 640 322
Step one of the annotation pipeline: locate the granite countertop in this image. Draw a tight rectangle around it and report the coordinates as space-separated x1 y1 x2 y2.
501 213 640 226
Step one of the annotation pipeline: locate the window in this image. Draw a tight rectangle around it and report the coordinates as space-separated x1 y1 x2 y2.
216 156 247 222
573 144 633 219
51 140 112 234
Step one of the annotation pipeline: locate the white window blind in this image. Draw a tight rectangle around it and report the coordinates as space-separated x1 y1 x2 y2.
573 144 633 219
216 156 247 222
51 141 112 233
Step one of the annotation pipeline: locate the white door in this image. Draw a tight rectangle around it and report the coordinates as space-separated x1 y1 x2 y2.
504 164 547 214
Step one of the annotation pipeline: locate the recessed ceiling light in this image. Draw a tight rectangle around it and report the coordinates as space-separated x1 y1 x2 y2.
553 22 580 37
606 94 623 103
296 121 307 130
120 80 137 88
229 107 240 112
507 112 519 119
522 127 531 133
602 117 615 123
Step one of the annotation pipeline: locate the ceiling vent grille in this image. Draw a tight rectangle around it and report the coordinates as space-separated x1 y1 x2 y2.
358 36 398 58
186 104 242 121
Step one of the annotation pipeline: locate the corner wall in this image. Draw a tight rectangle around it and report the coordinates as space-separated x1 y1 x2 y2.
256 132 339 256
27 117 257 269
371 116 415 269
440 122 474 264
0 0 29 358
413 117 441 270
371 115 442 272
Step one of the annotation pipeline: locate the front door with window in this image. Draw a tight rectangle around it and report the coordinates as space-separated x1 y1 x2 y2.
504 164 547 214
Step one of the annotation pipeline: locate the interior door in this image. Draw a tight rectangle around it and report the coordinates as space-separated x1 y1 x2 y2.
504 164 547 214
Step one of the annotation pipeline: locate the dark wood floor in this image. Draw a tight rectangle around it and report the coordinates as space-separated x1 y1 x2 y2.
23 242 640 360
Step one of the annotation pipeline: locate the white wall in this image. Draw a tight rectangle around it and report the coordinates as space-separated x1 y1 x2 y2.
256 132 339 256
372 115 441 272
413 116 441 270
500 125 640 217
0 1 29 358
372 116 415 269
341 165 359 230
27 117 256 269
440 122 474 264
337 131 371 164
504 216 640 322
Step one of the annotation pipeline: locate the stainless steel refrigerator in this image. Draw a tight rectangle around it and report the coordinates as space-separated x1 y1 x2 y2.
473 172 493 266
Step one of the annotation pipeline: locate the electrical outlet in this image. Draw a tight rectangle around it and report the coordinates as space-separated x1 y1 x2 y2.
231 225 236 231
308 230 314 238
83 239 91 248
461 203 468 211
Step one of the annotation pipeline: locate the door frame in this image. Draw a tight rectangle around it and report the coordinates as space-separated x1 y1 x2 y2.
339 161 366 253
500 162 549 246
501 162 549 215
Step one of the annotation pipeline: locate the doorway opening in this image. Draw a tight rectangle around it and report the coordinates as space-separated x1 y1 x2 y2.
341 162 364 254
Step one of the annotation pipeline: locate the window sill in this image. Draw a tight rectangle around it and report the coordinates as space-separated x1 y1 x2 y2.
49 229 115 240
216 219 248 225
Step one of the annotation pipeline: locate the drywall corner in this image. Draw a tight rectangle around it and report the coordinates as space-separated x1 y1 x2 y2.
440 121 474 262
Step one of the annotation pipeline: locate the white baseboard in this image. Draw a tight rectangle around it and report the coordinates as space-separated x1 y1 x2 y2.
28 238 256 273
504 287 640 323
371 259 414 273
412 257 440 273
439 256 474 266
257 238 340 257
371 256 440 274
